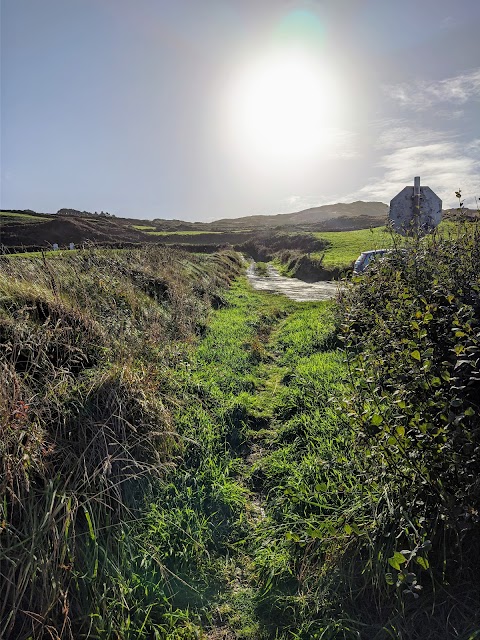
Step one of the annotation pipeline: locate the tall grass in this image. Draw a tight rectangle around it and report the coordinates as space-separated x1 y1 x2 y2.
3 224 479 639
0 246 242 639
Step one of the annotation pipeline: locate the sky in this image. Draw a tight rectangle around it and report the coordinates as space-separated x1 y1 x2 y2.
1 0 479 221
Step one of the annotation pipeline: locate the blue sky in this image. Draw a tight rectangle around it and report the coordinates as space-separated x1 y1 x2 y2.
1 0 479 220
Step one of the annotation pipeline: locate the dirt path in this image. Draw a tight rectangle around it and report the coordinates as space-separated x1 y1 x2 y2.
246 261 339 302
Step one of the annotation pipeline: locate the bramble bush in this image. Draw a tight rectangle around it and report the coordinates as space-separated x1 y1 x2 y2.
337 221 480 631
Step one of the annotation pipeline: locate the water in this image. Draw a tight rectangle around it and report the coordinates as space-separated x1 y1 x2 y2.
246 261 339 302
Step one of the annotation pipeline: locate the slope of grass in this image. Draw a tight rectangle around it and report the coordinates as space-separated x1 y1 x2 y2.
313 219 476 270
0 246 243 640
0 211 50 223
313 226 391 268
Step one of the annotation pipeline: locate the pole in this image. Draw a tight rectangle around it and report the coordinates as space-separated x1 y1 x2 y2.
413 176 421 229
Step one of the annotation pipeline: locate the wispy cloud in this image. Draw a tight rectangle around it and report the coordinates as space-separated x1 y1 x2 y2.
385 68 480 110
376 124 447 150
353 127 480 207
328 128 359 159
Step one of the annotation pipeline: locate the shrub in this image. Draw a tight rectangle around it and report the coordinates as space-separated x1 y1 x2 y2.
336 223 480 633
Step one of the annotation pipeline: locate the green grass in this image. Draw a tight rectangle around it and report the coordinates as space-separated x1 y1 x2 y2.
143 280 354 638
0 246 244 640
132 224 157 230
3 237 477 638
0 211 49 223
313 219 475 270
313 226 392 268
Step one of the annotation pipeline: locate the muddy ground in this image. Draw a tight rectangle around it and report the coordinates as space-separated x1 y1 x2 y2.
246 262 339 301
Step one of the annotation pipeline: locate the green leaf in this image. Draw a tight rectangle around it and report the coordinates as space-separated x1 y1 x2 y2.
344 524 352 535
396 425 405 437
285 531 301 542
371 414 383 426
410 350 421 361
385 572 394 585
388 552 407 570
415 556 430 570
464 407 475 417
83 509 95 542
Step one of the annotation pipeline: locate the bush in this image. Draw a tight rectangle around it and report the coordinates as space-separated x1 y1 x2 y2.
336 223 480 633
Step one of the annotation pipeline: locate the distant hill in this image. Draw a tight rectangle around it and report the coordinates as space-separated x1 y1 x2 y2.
209 201 389 230
0 214 146 248
1 201 390 250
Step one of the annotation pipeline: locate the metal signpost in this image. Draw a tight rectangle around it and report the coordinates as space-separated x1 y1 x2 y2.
389 176 442 236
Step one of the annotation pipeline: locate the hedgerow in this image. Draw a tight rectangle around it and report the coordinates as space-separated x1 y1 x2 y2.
336 223 480 636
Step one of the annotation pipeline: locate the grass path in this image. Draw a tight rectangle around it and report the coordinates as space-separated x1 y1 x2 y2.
153 278 352 638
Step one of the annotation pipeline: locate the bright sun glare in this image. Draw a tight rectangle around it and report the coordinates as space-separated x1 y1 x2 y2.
225 48 341 170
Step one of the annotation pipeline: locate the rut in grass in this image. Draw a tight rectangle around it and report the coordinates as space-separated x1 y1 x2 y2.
157 279 345 639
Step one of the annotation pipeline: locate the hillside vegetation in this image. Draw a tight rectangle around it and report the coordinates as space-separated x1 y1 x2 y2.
1 202 387 252
0 247 243 639
0 211 51 223
313 226 392 268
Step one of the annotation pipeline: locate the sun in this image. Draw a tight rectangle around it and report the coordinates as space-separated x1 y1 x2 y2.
224 47 341 170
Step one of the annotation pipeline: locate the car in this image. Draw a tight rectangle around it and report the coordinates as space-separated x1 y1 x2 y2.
353 249 389 275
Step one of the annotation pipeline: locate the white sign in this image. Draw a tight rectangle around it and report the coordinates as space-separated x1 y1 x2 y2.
389 177 442 236
69 242 75 250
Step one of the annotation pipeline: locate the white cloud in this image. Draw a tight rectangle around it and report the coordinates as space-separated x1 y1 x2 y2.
353 131 480 207
385 68 480 111
467 138 480 153
376 124 447 150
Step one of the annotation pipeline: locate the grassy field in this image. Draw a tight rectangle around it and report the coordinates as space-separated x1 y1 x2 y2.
312 219 473 270
0 253 354 638
0 211 49 223
313 226 392 268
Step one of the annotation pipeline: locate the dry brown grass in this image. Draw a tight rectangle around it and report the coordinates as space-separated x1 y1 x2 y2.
0 246 242 639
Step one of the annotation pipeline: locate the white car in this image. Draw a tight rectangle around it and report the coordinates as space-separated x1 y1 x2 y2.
353 249 389 275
